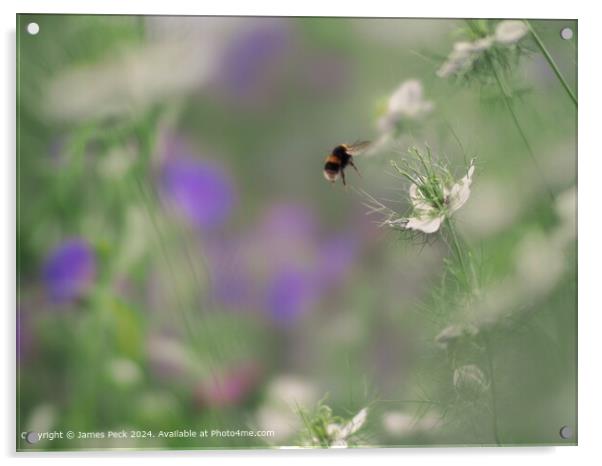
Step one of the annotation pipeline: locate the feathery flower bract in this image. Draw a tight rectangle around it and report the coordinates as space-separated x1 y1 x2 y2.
381 150 475 234
299 402 368 448
437 20 529 80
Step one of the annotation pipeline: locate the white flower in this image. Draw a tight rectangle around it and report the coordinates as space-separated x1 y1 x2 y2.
437 21 527 79
473 36 494 51
326 407 368 447
388 160 475 234
494 20 529 45
436 40 493 78
378 80 434 132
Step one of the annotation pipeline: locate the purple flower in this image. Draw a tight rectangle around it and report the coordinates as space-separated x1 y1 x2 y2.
266 267 319 326
43 238 96 302
160 138 235 230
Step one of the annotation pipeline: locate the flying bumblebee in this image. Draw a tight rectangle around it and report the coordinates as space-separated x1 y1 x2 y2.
323 141 370 186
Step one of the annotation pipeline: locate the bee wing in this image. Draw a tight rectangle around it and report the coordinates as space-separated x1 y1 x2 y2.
346 141 371 156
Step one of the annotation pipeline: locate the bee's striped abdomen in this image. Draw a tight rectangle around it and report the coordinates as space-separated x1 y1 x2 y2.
323 153 341 182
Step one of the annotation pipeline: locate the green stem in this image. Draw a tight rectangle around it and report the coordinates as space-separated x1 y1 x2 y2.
488 56 555 202
445 219 470 287
525 20 577 107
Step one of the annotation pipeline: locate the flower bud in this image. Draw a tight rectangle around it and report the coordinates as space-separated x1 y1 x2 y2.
453 364 489 398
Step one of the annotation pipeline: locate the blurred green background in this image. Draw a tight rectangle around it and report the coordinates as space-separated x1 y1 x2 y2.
17 15 576 450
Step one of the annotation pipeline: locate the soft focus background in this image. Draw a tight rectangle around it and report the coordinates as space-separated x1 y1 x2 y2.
16 15 576 450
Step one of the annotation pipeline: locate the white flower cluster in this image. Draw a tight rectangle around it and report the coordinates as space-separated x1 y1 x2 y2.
386 160 475 234
437 20 529 78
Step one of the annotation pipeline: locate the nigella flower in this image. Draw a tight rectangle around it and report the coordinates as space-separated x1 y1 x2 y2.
160 137 236 231
385 154 476 234
377 79 434 134
369 79 434 155
436 20 529 79
301 403 368 448
43 238 96 302
326 407 369 448
436 39 493 78
494 20 529 45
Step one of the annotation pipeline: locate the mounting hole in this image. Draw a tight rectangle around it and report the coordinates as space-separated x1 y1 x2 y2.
559 425 573 439
560 27 573 40
26 22 40 35
25 431 40 444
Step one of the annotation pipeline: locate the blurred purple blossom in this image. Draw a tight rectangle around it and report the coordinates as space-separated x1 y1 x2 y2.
160 136 235 231
43 238 96 303
266 266 319 324
206 203 361 327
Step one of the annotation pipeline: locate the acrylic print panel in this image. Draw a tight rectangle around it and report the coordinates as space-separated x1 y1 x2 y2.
16 15 577 451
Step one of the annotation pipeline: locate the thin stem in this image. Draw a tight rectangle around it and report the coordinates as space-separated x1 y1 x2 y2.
448 221 466 270
525 20 577 107
487 55 556 202
445 219 471 289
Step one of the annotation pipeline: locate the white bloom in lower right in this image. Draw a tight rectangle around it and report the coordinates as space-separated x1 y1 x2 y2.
387 160 475 234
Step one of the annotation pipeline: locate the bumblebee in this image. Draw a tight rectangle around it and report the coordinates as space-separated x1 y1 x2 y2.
323 141 370 185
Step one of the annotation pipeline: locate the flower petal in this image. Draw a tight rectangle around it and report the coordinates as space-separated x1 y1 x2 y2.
338 408 368 438
447 162 475 213
387 80 434 120
405 215 444 234
473 36 494 51
409 183 436 212
494 20 528 45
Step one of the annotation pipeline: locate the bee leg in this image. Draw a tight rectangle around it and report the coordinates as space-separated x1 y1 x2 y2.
349 160 362 177
340 169 347 186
